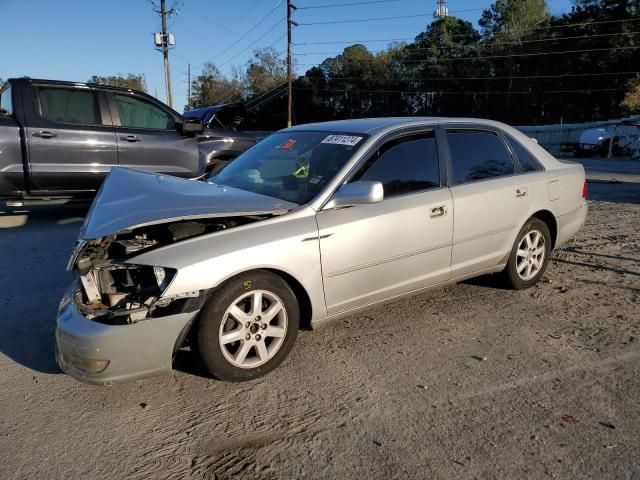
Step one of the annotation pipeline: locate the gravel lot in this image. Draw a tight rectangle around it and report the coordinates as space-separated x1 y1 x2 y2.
0 178 638 479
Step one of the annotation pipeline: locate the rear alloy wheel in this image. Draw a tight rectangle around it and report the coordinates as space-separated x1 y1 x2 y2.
503 218 551 289
194 271 299 381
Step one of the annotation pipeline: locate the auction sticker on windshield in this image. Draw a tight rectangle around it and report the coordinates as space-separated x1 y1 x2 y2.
321 135 363 146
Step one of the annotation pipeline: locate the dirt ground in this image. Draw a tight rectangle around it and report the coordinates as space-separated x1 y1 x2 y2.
0 180 638 479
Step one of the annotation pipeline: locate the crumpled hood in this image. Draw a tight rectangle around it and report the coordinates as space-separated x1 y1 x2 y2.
79 168 296 240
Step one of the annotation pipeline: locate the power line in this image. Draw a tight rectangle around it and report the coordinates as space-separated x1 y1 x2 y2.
298 12 438 25
213 0 285 60
214 53 287 106
297 0 399 9
294 37 413 46
217 17 286 68
298 15 640 30
305 71 640 82
247 85 288 111
293 30 640 54
246 82 288 107
294 45 640 66
293 86 625 95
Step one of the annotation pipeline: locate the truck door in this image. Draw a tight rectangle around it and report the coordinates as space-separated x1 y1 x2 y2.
25 84 117 192
108 92 201 178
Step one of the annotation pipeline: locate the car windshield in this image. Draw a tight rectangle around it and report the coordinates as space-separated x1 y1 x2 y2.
209 131 366 204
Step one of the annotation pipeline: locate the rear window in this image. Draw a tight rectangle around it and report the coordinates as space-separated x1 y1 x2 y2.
447 130 515 184
37 87 101 125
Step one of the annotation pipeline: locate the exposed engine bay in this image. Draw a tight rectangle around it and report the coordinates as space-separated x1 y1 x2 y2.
70 215 271 325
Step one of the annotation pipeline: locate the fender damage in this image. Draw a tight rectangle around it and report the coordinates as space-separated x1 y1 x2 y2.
67 167 295 326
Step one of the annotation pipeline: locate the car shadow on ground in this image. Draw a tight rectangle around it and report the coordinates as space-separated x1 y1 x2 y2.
462 273 511 290
0 204 89 375
172 348 213 380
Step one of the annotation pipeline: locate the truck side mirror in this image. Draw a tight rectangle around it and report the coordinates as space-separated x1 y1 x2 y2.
179 118 203 135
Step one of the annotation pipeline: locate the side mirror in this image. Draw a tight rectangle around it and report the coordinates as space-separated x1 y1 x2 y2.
324 181 384 209
179 118 203 134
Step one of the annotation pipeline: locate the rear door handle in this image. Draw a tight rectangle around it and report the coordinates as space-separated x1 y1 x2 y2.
32 131 57 138
430 206 447 218
516 186 528 197
121 135 140 142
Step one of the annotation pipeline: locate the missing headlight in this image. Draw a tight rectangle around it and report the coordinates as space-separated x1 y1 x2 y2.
77 265 176 324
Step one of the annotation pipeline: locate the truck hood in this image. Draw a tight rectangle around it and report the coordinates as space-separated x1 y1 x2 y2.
79 168 296 240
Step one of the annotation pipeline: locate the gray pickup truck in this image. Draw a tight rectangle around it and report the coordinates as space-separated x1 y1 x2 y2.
0 78 256 205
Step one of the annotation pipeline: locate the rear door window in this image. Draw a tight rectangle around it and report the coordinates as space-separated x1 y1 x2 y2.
506 136 543 173
114 94 175 129
351 132 440 197
447 130 515 185
37 87 101 125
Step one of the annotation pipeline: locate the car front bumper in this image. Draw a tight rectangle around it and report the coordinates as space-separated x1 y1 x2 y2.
55 281 197 385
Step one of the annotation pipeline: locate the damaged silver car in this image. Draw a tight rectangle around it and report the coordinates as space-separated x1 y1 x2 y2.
56 118 587 384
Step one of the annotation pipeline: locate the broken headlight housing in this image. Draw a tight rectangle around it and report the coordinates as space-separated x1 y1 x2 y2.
76 264 177 324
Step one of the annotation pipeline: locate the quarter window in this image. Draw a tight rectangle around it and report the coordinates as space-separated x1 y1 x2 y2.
114 94 175 129
0 86 12 115
37 87 101 125
447 130 514 184
351 132 440 197
506 136 543 173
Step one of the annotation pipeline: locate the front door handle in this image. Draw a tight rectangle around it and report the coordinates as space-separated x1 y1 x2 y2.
430 206 447 218
32 131 57 138
516 186 528 197
121 135 140 142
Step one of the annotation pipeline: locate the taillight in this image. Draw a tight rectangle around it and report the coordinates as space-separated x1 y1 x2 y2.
582 180 588 199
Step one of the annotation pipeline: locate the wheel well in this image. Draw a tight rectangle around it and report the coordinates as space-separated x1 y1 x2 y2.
263 268 313 330
205 156 235 174
531 210 557 249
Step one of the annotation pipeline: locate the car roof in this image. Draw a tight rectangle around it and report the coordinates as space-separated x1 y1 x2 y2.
285 117 511 135
8 77 144 95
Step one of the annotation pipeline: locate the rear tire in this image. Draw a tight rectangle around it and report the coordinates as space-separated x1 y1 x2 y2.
193 271 299 381
503 218 552 290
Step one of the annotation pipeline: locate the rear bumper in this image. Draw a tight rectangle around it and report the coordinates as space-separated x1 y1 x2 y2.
55 281 197 385
556 202 588 248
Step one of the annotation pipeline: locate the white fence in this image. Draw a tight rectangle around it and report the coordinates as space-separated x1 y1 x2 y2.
515 115 640 156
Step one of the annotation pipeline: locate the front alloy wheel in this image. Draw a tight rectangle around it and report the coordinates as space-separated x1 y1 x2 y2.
194 271 299 381
219 290 288 369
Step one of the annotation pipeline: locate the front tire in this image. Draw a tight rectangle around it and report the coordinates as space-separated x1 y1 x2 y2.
503 218 552 290
193 271 299 381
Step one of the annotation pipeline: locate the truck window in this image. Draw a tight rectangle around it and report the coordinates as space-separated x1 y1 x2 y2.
0 86 12 115
114 94 175 130
37 87 101 125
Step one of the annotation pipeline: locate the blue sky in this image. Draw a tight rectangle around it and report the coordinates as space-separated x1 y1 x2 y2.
1 0 574 111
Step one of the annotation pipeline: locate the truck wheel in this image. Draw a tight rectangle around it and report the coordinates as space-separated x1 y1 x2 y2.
502 218 552 290
193 271 299 381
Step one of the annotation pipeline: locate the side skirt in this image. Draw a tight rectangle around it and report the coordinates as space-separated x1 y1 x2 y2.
310 264 506 329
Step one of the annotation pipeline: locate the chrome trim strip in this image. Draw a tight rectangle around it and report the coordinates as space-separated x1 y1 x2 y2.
455 225 515 245
326 242 452 278
302 233 333 242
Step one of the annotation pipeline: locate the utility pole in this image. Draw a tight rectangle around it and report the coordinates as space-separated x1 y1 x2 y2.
287 0 298 127
187 62 191 107
160 0 173 107
152 0 177 107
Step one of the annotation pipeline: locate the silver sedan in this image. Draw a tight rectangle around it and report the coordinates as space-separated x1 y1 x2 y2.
56 117 587 384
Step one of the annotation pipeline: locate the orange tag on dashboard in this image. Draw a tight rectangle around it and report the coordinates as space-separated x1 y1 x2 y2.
280 139 297 149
